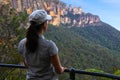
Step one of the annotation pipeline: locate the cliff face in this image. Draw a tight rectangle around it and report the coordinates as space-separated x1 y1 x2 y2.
3 0 101 27
60 6 101 27
46 1 102 27
44 1 102 27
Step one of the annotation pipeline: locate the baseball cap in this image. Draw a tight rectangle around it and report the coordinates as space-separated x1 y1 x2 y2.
29 10 52 24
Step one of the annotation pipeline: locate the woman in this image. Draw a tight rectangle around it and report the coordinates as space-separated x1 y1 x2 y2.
18 10 66 80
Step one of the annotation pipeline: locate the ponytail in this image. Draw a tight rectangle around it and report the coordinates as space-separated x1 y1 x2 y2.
26 21 43 53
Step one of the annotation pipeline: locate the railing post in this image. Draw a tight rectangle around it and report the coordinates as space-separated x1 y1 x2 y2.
69 68 75 80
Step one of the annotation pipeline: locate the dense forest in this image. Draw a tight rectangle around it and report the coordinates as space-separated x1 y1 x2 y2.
0 2 120 80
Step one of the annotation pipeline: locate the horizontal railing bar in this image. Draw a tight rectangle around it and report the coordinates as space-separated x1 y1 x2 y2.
0 63 120 79
65 69 120 79
0 63 26 69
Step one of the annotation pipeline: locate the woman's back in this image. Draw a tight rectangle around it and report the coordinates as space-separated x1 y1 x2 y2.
18 35 58 80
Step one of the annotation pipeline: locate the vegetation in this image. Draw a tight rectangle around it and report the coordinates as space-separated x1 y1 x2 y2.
0 3 27 80
0 2 27 63
0 2 120 80
70 23 120 52
45 26 120 72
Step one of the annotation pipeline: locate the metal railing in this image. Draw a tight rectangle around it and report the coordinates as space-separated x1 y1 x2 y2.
64 68 120 80
0 63 120 80
0 63 26 80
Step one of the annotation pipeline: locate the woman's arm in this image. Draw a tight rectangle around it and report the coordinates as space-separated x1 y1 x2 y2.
51 54 66 74
23 59 28 68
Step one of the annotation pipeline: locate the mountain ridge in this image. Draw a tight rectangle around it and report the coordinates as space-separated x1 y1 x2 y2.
2 0 119 31
60 5 102 27
2 0 104 28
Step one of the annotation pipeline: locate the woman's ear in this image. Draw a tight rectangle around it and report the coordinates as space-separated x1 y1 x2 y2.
43 22 48 32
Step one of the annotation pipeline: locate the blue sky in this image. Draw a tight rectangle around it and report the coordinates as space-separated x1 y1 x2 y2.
60 0 120 31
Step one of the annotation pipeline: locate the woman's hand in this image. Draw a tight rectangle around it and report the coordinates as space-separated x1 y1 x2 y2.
51 54 66 74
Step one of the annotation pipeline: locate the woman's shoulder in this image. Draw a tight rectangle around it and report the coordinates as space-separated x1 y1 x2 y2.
18 38 26 55
46 40 58 56
39 35 57 48
46 40 56 46
19 38 26 45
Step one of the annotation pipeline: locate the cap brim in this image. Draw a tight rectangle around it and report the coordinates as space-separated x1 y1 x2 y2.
47 15 52 21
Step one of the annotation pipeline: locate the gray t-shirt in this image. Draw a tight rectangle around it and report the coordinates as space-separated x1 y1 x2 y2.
18 35 58 80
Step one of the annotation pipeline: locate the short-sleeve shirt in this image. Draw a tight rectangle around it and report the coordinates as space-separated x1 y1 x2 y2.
18 35 58 80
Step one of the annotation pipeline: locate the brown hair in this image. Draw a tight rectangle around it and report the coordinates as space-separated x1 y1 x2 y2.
26 21 44 53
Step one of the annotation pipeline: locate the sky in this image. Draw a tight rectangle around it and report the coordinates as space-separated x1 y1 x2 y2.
60 0 120 31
